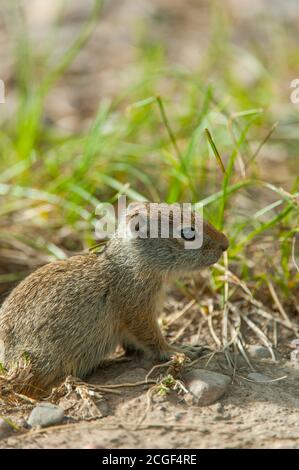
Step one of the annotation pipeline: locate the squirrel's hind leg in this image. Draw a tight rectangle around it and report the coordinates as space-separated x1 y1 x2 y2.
121 334 146 357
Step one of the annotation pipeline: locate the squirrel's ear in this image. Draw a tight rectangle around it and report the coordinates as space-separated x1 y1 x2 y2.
117 202 149 240
127 212 148 239
127 201 149 215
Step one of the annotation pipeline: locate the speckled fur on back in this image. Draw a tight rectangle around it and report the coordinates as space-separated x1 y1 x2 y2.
0 203 228 395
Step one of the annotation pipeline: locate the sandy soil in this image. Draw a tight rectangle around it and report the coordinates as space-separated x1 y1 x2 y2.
1 349 299 449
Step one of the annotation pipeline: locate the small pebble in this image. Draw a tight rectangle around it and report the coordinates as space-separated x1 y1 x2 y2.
27 403 65 428
184 369 230 406
158 405 167 412
247 345 271 359
216 402 224 413
247 372 269 383
0 418 14 440
290 349 299 364
98 400 110 417
174 412 184 421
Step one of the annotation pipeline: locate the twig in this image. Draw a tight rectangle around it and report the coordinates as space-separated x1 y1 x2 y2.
207 313 222 347
214 262 253 298
99 380 156 389
167 299 196 326
171 317 194 343
240 314 276 361
273 320 278 348
135 385 155 428
145 361 173 383
267 280 292 327
221 252 234 368
238 374 287 384
243 297 298 334
236 334 255 371
204 351 218 368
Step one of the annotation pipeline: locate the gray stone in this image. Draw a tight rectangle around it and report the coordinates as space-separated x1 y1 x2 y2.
27 403 65 428
247 345 271 359
247 372 269 382
290 339 299 350
0 418 14 440
97 400 110 417
216 402 224 413
184 369 231 406
290 349 299 363
174 412 184 421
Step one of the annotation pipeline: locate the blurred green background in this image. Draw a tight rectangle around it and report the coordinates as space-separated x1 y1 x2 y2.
0 0 298 319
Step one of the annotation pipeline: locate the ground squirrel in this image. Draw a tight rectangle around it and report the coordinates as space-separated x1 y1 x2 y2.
0 203 228 394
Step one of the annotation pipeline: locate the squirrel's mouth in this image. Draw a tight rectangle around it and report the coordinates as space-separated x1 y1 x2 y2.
204 252 223 266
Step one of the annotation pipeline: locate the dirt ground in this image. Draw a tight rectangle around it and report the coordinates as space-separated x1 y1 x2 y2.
1 347 299 449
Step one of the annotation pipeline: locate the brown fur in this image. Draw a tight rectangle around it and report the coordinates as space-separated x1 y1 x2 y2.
0 203 228 394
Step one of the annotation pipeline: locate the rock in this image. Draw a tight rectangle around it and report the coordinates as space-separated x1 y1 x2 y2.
216 402 224 413
184 369 231 406
97 400 110 417
247 345 272 359
27 403 65 428
290 339 299 350
158 405 167 412
174 412 184 421
0 418 14 440
247 372 269 382
290 349 299 364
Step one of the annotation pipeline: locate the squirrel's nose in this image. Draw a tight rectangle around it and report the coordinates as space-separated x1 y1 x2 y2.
220 233 229 252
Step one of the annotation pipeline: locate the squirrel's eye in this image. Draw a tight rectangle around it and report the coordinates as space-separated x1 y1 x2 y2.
180 227 196 241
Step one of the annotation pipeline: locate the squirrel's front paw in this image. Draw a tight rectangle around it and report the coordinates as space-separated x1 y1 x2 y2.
155 349 178 362
155 344 205 362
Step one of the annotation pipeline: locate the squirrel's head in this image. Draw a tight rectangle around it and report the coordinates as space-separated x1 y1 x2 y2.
115 202 228 274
